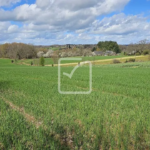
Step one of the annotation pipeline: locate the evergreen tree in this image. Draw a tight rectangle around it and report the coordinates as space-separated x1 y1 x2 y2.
39 57 45 66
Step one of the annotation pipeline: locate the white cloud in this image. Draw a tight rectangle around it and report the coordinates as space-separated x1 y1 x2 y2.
91 13 150 36
0 0 20 7
0 0 150 45
0 0 130 29
8 25 19 33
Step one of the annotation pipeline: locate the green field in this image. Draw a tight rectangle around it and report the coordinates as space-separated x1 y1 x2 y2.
50 47 60 51
1 59 150 149
19 55 131 66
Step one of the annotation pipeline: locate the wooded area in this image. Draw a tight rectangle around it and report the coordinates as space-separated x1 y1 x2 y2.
97 41 121 53
0 43 36 59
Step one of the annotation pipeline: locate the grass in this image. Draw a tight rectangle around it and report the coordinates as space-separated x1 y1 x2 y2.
17 55 149 66
50 47 60 51
17 55 134 66
0 99 68 149
0 59 150 149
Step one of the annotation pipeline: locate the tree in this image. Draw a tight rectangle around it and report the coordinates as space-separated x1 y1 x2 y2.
125 39 150 55
92 47 96 52
39 57 45 66
97 41 121 53
0 43 36 59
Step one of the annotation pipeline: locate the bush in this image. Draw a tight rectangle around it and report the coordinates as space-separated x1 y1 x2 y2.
39 57 45 66
143 50 149 55
135 52 141 56
31 61 33 66
97 41 121 53
92 47 96 52
148 55 150 61
125 60 128 63
15 59 18 63
128 58 135 62
113 59 121 64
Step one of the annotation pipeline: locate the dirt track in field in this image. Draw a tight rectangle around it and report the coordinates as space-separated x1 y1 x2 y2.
45 55 147 67
0 96 74 149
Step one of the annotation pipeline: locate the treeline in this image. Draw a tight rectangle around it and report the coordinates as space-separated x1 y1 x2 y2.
119 39 150 55
0 43 37 59
97 41 121 53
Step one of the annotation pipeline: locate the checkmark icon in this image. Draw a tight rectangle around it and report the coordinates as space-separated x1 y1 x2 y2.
63 65 79 79
58 58 92 94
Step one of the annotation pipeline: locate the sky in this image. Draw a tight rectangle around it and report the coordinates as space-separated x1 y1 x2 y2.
0 0 150 45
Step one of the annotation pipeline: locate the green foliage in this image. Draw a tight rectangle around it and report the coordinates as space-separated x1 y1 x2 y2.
50 47 60 51
39 57 45 66
125 58 136 63
112 59 121 64
92 47 96 52
148 55 150 61
97 41 121 53
136 51 142 56
143 50 149 55
31 61 33 66
124 52 127 55
129 58 135 62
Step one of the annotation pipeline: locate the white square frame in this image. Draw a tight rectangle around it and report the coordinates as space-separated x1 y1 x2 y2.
58 58 92 94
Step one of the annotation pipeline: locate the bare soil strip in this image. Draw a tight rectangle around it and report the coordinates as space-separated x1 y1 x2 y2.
1 96 42 128
0 96 74 149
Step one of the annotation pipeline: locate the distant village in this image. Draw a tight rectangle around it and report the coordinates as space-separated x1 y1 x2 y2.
37 44 118 58
0 40 149 59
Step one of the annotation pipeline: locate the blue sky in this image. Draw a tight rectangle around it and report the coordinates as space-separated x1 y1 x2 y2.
0 0 150 45
124 0 150 15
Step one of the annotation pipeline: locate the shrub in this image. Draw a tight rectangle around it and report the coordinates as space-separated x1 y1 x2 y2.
143 50 149 55
135 52 141 56
15 59 18 63
148 55 150 61
39 57 45 66
113 59 121 64
11 60 14 63
92 47 96 52
31 61 33 66
125 60 128 63
128 58 135 62
51 55 58 64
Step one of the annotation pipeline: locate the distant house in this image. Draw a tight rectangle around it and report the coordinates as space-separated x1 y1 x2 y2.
37 51 45 58
105 50 116 56
92 50 116 56
92 51 104 56
37 50 54 58
127 51 136 55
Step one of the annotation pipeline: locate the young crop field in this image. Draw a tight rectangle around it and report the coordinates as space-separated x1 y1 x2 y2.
1 59 150 149
18 55 131 66
18 55 149 67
